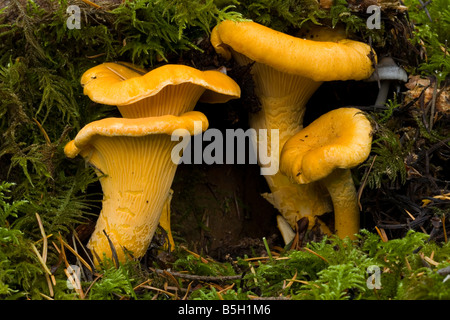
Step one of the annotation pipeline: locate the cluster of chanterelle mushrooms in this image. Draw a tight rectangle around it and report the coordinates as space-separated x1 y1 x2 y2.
64 62 241 265
65 19 382 265
211 20 377 244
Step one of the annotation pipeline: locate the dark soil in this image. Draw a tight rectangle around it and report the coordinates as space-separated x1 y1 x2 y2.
171 163 282 260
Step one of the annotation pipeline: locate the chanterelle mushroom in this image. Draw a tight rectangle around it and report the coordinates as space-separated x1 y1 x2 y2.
64 111 208 264
81 62 241 117
81 62 240 250
211 20 375 236
280 108 373 239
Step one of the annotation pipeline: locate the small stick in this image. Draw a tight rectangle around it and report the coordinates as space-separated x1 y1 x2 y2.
429 79 438 130
83 273 103 297
154 269 242 282
44 273 54 297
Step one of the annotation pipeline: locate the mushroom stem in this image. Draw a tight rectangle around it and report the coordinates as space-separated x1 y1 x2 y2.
236 54 332 231
159 189 175 251
233 52 322 147
321 168 360 240
86 135 179 264
374 81 391 107
367 57 408 108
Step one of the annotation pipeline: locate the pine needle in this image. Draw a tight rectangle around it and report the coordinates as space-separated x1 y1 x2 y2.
81 0 102 9
35 213 48 265
180 245 210 264
139 285 176 298
38 292 54 300
58 234 93 273
182 281 193 300
283 270 297 289
30 243 52 276
64 266 85 299
32 118 51 146
35 212 54 296
423 255 440 266
375 226 389 242
58 234 86 299
105 65 127 81
301 247 329 263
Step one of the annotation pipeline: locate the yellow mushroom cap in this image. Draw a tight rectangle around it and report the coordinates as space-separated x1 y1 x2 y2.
80 62 241 107
64 111 208 158
211 20 375 82
280 108 373 184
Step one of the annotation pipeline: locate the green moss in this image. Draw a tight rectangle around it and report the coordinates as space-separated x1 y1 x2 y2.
0 182 44 299
403 0 450 82
88 263 138 300
111 0 243 65
397 266 450 299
